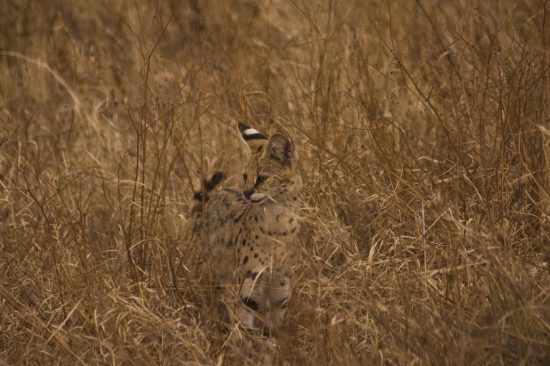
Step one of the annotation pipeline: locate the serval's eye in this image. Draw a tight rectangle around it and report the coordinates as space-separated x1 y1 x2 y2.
242 173 248 182
254 175 268 187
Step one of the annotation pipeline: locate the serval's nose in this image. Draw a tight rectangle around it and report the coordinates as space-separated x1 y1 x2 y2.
243 189 254 199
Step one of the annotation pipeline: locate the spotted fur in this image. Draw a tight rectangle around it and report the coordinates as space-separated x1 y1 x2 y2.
195 122 303 338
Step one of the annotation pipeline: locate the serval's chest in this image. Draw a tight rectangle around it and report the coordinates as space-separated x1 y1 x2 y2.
236 200 300 275
198 189 300 284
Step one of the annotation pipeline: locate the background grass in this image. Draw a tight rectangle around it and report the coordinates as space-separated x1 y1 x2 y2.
1 0 549 364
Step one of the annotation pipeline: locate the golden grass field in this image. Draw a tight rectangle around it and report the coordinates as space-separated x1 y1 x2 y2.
1 0 549 364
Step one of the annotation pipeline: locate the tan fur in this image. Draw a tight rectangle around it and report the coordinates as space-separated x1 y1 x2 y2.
194 123 303 338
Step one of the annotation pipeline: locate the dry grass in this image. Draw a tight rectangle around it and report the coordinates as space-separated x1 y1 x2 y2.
1 0 549 364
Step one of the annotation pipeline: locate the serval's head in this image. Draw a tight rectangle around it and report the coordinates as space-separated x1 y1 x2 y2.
238 122 303 204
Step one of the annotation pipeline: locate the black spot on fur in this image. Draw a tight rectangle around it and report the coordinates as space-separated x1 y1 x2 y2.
243 256 249 264
242 297 258 311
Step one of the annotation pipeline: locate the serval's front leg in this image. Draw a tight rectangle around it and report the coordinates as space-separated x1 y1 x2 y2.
236 268 268 331
236 269 283 365
264 274 291 335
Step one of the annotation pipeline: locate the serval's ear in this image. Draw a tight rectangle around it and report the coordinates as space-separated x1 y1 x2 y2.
264 133 294 167
238 122 267 153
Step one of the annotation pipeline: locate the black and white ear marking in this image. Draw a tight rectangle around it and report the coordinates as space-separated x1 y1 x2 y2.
193 171 226 202
238 122 267 151
238 122 266 141
204 171 225 191
265 133 293 166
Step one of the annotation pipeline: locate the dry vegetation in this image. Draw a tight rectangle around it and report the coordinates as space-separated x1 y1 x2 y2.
1 0 549 364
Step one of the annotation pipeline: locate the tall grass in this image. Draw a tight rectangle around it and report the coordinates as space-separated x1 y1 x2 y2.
0 0 548 364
